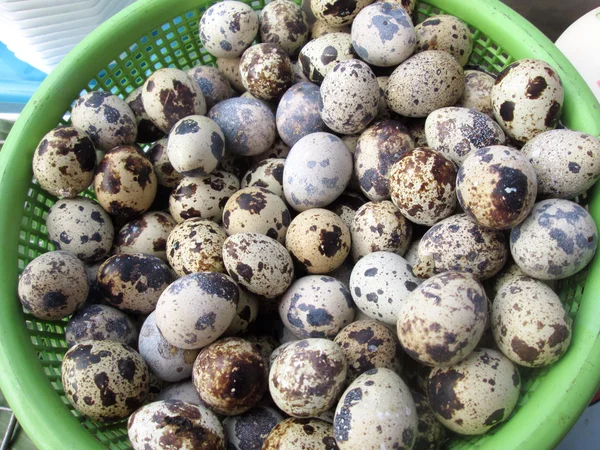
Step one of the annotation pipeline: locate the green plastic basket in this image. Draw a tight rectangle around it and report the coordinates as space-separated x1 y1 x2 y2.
1 0 600 449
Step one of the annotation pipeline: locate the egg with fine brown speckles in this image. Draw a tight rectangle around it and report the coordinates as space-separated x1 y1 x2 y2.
456 70 496 117
298 32 355 84
114 211 176 262
242 158 285 199
125 86 165 144
259 0 309 56
147 138 183 188
263 417 338 449
414 15 473 66
240 43 294 101
187 65 232 110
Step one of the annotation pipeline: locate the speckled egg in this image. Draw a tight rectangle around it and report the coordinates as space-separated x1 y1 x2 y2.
62 341 149 422
224 406 284 450
311 0 373 25
18 251 88 320
312 20 350 38
147 138 183 188
250 138 290 164
128 400 225 449
385 50 465 117
456 70 496 117
260 0 309 56
269 339 347 417
415 15 473 66
276 82 325 147
298 32 355 84
242 158 285 199
426 348 520 435
350 200 412 261
156 381 202 404
334 368 417 449
263 418 338 449
510 199 598 280
200 1 258 58
492 59 564 143
125 86 165 144
114 211 176 262
223 288 260 336
223 232 294 297
457 146 537 230
33 126 96 198
327 191 368 230
46 197 113 262
355 120 414 201
375 76 398 120
351 2 416 67
217 57 246 92
188 65 232 110
166 218 227 276
66 304 138 348
239 44 294 101
412 391 446 450
283 132 353 211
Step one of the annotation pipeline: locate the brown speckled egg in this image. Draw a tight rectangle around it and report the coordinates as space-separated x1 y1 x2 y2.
334 368 417 449
94 145 157 219
155 272 239 349
457 146 537 230
355 120 414 201
389 147 457 226
320 59 379 135
187 65 232 110
216 57 246 92
193 337 268 415
240 43 294 101
311 0 373 25
426 348 520 435
286 209 351 274
385 50 465 118
250 138 290 164
166 218 227 276
125 86 165 144
276 82 325 147
224 406 284 450
414 15 473 66
114 211 176 262
263 418 338 449
260 0 309 56
18 251 88 320
492 59 564 143
298 32 355 84
242 158 285 199
66 304 138 348
327 191 368 231
350 200 412 261
33 126 96 198
147 138 183 188
456 70 496 117
311 20 350 38
62 340 149 422
269 339 347 417
71 91 137 151
46 197 114 262
223 288 259 336
223 232 294 297
397 271 488 367
412 391 446 450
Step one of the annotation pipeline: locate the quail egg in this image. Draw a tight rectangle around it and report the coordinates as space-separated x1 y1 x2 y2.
114 211 176 262
276 81 325 147
250 138 290 164
259 0 309 56
187 65 232 110
456 70 496 117
66 304 138 348
311 0 373 25
224 406 284 450
311 20 351 38
125 86 165 144
240 43 294 101
223 288 260 336
298 32 355 84
263 418 338 449
216 56 246 92
156 381 202 404
405 117 428 147
382 0 416 15
414 15 473 66
412 391 446 450
242 158 285 199
147 138 183 188
327 191 368 230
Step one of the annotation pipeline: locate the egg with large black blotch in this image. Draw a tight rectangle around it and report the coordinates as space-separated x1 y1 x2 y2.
223 406 284 450
298 32 355 84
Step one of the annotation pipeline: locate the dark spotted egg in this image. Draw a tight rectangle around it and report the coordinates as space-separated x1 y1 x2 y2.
414 15 473 66
298 32 355 84
223 288 259 336
125 86 165 144
311 20 350 38
263 418 338 449
276 81 325 147
223 406 284 450
412 391 446 450
66 304 138 348
311 0 373 25
187 65 232 110
147 138 183 188
114 211 176 262
456 70 496 117
216 56 246 92
327 191 368 230
240 43 294 101
242 158 285 199
259 0 310 56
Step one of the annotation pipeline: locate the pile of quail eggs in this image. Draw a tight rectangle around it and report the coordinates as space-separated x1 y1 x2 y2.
18 0 600 448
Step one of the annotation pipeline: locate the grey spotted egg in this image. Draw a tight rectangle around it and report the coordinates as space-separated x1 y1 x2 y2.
187 65 232 110
223 232 294 297
510 199 598 280
283 132 353 211
426 348 520 435
405 117 428 147
298 32 355 84
223 406 284 450
491 59 564 143
260 0 310 56
209 97 276 156
242 158 285 199
169 171 240 223
351 2 416 67
223 288 259 336
350 200 413 262
156 380 202 404
327 191 368 230
320 59 379 135
456 70 496 117
334 368 417 450
199 1 258 58
311 20 350 38
286 209 351 274
492 276 571 368
269 339 347 417
97 253 174 315
33 126 96 198
216 57 246 92
389 147 458 226
276 82 325 147
414 15 473 66
128 400 225 449
62 341 149 422
147 138 183 188
457 146 537 230
166 115 225 176
380 0 417 15
71 91 137 151
155 272 239 349
397 271 488 367
522 129 600 199
415 213 508 280
250 138 290 164
350 251 420 325
311 0 374 26
125 86 165 144
222 187 291 243
279 275 355 339
240 43 294 101
385 50 465 117
424 107 506 166
142 68 206 133
355 120 414 201
334 319 403 384
66 304 138 348
263 418 338 449
94 145 157 220
411 391 446 450
166 218 227 276
46 197 113 262
114 211 176 262
18 251 88 320
139 312 200 382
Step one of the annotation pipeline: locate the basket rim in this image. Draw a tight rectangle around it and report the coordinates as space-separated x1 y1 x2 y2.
0 0 600 449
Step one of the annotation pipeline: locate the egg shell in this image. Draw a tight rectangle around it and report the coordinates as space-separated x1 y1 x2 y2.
223 288 260 336
216 57 246 92
224 406 284 450
128 400 225 449
311 20 350 38
156 381 202 404
276 82 325 147
456 70 496 117
147 138 183 188
66 304 138 348
240 43 294 101
250 138 291 164
326 191 368 231
114 211 176 262
269 339 347 417
187 65 232 110
125 86 165 144
260 0 310 56
242 158 285 199
412 391 446 450
426 348 520 435
311 0 374 25
333 368 417 449
510 199 598 280
46 197 114 262
298 32 355 84
62 341 149 422
385 50 465 118
263 418 338 449
414 15 473 66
